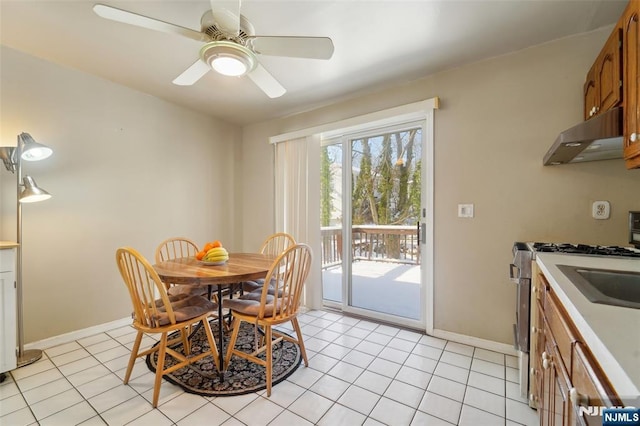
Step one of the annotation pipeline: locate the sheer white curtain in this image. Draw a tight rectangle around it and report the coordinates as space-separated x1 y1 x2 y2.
273 135 322 309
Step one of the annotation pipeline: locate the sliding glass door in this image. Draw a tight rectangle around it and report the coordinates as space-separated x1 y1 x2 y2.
320 122 425 326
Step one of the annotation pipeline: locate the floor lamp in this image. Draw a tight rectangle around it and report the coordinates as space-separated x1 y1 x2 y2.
0 133 53 367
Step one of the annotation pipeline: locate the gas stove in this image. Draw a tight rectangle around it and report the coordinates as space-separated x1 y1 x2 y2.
529 242 640 258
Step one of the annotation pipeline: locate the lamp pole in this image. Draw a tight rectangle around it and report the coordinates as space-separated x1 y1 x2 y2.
1 134 50 367
15 138 43 367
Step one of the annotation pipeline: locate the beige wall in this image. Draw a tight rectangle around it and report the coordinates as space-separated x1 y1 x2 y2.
239 27 640 344
0 46 241 342
2 25 639 347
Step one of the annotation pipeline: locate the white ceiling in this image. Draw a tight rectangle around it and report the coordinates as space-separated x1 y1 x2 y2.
0 0 628 125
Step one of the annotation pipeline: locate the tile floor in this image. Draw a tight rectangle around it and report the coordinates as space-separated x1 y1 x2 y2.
0 309 539 426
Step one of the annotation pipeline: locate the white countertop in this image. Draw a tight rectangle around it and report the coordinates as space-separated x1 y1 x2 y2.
536 253 640 400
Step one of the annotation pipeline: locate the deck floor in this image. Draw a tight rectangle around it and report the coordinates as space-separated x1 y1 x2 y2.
322 260 421 320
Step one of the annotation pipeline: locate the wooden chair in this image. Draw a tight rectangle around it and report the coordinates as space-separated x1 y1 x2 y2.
116 247 220 408
155 237 207 297
223 243 312 396
242 232 296 293
155 237 199 265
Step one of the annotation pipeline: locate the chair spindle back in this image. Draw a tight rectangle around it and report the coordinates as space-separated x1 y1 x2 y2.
155 237 199 263
258 243 312 320
260 233 296 256
116 247 176 329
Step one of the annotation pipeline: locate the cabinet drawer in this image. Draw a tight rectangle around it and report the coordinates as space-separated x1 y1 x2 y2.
571 343 621 425
535 299 546 361
544 292 578 372
535 272 549 304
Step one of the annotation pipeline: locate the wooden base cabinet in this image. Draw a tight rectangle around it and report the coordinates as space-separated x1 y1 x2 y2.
530 271 622 426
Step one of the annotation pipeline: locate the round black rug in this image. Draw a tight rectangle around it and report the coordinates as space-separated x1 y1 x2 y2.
145 320 302 397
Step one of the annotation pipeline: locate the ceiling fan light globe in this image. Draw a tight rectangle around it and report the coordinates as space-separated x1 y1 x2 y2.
211 56 248 76
201 41 256 78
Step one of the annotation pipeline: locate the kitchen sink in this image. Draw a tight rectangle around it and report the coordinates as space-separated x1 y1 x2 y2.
557 265 640 309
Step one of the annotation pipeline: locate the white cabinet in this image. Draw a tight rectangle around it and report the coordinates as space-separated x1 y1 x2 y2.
0 246 17 374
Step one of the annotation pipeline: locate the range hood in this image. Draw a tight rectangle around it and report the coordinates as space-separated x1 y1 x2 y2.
543 106 623 165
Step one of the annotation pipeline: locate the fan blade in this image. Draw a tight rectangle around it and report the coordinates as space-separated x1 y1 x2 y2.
93 4 208 42
172 60 211 86
248 63 286 98
249 36 334 59
210 0 241 36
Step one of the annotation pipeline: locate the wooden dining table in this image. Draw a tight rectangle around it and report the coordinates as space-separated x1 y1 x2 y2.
152 252 276 378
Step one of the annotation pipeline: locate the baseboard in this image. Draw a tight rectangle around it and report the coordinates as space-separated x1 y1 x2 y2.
24 317 132 351
431 328 518 356
23 315 517 358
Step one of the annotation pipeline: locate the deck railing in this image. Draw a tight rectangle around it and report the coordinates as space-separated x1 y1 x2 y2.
321 225 420 268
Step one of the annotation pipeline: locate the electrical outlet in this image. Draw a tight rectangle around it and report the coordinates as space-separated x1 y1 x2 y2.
458 204 474 218
592 201 610 220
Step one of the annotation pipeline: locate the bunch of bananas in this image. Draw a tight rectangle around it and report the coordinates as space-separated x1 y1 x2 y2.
203 246 229 263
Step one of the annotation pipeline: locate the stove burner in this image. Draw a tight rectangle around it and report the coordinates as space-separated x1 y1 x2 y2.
532 242 640 258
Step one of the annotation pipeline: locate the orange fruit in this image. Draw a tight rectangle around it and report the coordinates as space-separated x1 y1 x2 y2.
203 242 214 252
212 240 222 248
196 250 206 260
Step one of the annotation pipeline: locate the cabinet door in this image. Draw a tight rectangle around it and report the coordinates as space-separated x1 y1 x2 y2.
552 347 574 426
597 28 622 114
540 338 553 426
584 66 598 120
623 0 640 167
531 299 546 409
0 269 17 373
542 341 573 426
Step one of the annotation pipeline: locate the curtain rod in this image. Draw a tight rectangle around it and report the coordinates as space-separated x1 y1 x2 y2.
269 97 439 144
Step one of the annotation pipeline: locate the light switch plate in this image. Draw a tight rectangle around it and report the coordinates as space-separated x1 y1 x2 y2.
592 201 610 220
458 204 474 218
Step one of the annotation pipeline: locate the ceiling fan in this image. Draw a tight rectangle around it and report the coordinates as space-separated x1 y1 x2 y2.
93 1 334 98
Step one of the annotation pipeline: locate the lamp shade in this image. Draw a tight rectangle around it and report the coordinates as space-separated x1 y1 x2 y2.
19 133 53 162
19 176 51 203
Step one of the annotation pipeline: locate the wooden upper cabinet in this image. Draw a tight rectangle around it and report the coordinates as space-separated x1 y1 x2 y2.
623 0 640 168
585 27 622 120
